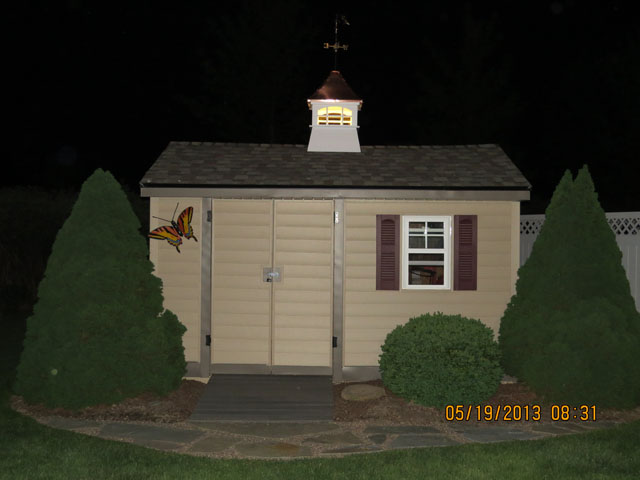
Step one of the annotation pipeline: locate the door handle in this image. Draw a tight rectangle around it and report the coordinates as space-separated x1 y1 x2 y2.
266 271 279 282
263 267 283 282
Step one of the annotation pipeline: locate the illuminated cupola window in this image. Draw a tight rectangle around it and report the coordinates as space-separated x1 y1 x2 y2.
317 106 353 125
307 70 363 152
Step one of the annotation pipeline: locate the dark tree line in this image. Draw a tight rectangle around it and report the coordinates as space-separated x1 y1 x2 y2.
6 1 639 212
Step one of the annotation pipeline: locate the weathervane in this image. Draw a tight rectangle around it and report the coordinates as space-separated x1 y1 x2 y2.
324 14 350 70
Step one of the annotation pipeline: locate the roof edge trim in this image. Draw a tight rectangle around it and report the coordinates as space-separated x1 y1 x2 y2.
140 186 530 202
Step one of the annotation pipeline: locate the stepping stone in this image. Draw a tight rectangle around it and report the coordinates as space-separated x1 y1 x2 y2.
531 424 578 435
192 421 339 438
554 423 596 433
41 417 101 430
368 434 387 445
389 434 460 448
131 439 184 451
453 425 544 443
235 441 312 458
589 421 617 430
188 435 236 454
364 425 440 435
341 384 385 401
324 445 382 454
100 423 203 444
303 432 361 445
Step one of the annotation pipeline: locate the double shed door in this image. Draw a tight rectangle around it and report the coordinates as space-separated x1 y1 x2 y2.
212 200 334 370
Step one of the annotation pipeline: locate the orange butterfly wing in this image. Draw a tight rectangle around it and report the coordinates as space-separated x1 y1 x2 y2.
176 207 198 241
149 225 183 253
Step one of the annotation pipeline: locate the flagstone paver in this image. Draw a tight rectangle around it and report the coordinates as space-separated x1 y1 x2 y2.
363 425 441 435
190 421 339 438
389 433 461 448
367 434 388 445
26 414 626 459
324 445 383 454
188 435 239 454
41 417 102 430
235 441 313 458
130 439 185 451
452 425 547 443
530 424 583 435
100 423 204 443
303 431 362 445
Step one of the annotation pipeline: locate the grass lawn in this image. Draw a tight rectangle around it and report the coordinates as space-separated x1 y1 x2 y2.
2 311 640 479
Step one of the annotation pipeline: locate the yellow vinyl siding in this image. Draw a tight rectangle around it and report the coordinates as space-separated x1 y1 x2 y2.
149 197 202 363
273 200 333 367
343 199 518 367
212 200 272 365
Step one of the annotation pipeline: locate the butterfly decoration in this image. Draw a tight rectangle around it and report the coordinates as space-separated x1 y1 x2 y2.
148 204 198 253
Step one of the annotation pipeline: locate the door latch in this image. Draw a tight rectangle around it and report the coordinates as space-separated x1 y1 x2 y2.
263 267 282 282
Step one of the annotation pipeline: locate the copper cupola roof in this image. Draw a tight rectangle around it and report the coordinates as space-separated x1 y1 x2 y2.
308 70 362 102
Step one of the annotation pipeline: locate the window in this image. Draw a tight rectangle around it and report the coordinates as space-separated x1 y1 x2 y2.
376 214 477 292
402 216 451 289
317 106 352 126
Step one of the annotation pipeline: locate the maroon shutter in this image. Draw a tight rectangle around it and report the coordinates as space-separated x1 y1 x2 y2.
454 215 477 291
376 215 400 290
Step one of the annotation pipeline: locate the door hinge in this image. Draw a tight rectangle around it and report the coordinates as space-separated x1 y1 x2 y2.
207 210 212 222
205 334 211 346
334 212 339 224
332 336 338 348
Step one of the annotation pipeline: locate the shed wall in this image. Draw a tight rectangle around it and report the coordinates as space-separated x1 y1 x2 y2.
149 197 203 363
343 200 519 367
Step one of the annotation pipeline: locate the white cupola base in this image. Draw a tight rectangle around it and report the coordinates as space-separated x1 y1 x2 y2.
308 126 361 152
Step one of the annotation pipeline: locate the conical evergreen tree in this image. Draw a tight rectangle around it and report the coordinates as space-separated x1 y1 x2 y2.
499 165 640 408
15 169 186 409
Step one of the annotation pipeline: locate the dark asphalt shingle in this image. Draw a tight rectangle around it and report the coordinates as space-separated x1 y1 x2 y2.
140 142 531 190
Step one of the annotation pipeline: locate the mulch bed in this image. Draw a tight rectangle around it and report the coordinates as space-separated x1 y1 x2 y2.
11 379 640 426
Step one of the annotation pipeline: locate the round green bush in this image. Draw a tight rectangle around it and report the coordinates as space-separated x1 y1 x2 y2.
379 312 503 408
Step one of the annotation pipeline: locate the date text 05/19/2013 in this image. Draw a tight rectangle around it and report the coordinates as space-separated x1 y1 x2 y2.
445 404 597 422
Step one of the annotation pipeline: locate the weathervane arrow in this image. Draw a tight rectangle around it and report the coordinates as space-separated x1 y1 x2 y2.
324 14 350 70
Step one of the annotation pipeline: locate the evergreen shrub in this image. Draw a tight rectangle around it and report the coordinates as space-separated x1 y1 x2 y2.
379 312 503 408
499 166 640 408
14 169 186 409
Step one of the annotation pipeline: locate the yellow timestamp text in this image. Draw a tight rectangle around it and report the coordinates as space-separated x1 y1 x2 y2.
445 404 597 422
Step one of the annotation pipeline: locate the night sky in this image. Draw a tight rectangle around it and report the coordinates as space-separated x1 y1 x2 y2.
6 1 639 214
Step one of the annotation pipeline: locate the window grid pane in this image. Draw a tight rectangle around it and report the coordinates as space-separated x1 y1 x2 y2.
404 216 450 289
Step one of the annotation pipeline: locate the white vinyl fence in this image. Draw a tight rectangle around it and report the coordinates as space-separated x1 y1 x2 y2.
520 212 640 311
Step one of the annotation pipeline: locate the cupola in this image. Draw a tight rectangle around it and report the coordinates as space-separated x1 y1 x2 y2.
307 70 363 152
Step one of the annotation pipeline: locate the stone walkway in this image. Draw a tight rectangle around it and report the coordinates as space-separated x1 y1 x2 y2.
33 415 620 460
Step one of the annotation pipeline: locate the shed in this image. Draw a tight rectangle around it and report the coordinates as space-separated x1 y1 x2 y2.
140 71 531 382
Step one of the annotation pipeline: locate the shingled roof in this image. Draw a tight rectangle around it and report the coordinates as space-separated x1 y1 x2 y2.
140 142 530 191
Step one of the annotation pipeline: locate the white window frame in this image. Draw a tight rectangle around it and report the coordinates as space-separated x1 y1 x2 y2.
401 215 452 290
